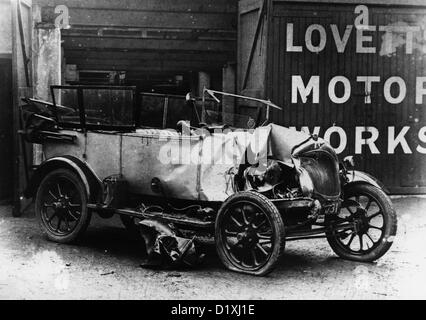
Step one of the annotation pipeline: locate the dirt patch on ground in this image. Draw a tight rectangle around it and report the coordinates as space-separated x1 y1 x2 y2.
0 197 425 299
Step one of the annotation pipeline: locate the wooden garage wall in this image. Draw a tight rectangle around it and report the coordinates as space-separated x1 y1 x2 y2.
11 0 33 211
33 0 238 80
239 0 426 194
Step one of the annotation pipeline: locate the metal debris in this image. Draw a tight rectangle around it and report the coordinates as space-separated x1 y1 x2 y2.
139 219 205 268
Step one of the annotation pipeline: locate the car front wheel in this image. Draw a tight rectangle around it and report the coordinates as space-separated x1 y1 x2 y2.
35 168 91 243
215 191 285 276
326 183 397 262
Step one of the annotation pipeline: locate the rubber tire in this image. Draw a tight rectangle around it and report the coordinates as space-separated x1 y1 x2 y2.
327 183 397 262
35 168 91 244
215 191 285 276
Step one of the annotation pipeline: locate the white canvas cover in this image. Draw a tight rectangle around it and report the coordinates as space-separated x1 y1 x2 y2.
44 124 311 202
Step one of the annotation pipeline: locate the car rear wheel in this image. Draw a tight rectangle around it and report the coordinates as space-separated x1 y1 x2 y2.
327 183 397 262
35 168 91 243
215 191 285 276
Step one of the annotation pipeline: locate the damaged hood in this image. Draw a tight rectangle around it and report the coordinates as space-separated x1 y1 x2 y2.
249 124 313 165
195 124 313 201
133 123 315 202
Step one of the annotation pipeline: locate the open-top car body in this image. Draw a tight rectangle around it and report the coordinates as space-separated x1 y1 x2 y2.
20 85 397 276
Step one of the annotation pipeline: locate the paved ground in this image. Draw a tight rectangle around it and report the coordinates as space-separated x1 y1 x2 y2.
0 196 425 300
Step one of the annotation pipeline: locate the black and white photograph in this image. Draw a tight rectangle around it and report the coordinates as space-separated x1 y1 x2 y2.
0 0 425 304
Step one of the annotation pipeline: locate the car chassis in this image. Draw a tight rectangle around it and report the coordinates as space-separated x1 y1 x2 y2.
19 85 397 276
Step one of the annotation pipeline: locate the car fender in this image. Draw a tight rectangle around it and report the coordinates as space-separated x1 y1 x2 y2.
24 155 103 202
343 170 389 194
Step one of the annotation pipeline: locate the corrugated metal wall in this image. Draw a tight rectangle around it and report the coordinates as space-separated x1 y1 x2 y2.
259 0 426 194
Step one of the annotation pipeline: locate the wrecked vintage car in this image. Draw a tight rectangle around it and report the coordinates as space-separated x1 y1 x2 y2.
20 85 397 276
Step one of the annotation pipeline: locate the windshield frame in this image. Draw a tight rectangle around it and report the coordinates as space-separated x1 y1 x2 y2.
50 85 138 131
202 88 282 128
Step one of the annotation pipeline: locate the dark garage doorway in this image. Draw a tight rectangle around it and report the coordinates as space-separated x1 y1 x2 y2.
0 58 13 201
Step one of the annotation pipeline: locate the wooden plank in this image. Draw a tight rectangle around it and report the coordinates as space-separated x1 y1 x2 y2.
17 0 30 87
241 0 265 90
62 36 236 53
238 3 261 92
239 0 263 15
40 7 236 30
271 0 426 6
67 57 222 68
124 72 191 79
61 27 236 41
34 0 237 13
75 64 220 74
12 0 33 215
67 58 223 69
64 49 231 62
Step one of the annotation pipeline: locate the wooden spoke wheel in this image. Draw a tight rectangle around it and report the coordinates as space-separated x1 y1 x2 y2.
35 168 91 243
215 191 285 276
327 184 397 262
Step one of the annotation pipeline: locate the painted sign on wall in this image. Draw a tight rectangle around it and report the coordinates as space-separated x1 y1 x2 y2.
266 2 426 193
282 5 426 156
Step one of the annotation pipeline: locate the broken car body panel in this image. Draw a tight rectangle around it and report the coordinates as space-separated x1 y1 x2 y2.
41 124 312 202
19 86 397 275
